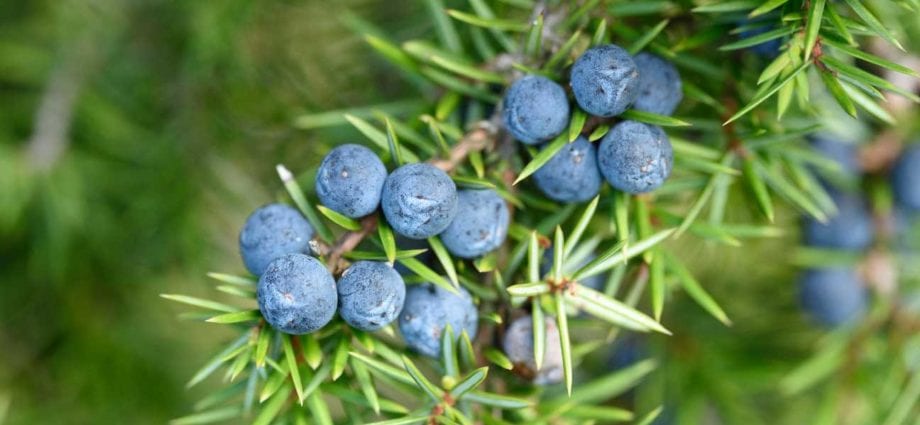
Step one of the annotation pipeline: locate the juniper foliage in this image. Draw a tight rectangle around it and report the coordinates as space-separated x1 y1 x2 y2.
154 1 919 424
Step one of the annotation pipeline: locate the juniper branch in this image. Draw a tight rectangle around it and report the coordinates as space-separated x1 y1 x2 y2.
323 120 499 273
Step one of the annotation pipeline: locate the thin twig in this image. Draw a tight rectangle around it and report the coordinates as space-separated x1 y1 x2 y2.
430 123 497 171
325 214 378 274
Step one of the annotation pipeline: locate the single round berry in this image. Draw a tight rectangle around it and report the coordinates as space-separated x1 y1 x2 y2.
799 267 867 327
257 254 337 334
532 136 603 203
502 316 563 385
597 121 673 194
631 53 682 116
398 284 478 357
316 144 388 218
337 261 406 332
440 189 510 259
502 75 570 145
570 44 639 117
803 190 874 251
381 163 458 239
892 144 920 211
810 135 860 176
239 203 314 276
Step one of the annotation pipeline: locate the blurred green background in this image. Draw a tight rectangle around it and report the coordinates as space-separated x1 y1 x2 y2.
0 1 915 424
0 1 428 422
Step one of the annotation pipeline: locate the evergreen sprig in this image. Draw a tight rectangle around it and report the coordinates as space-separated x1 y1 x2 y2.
163 1 919 424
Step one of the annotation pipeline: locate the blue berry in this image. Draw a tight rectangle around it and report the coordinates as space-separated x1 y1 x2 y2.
316 144 388 218
632 53 682 116
597 121 673 194
799 267 867 327
502 76 570 145
440 189 510 259
337 261 406 332
570 44 639 117
892 144 920 211
810 135 860 175
803 190 874 251
532 136 603 203
239 204 314 276
257 254 337 334
502 316 563 385
381 163 458 239
398 284 478 357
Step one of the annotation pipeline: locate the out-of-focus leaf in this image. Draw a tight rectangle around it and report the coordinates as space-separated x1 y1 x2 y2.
724 62 808 125
840 80 896 124
574 229 674 280
316 205 362 231
506 282 550 296
206 310 260 324
742 156 775 222
450 367 488 398
750 0 789 17
545 30 581 69
282 335 305 403
428 236 459 287
555 294 573 396
693 1 761 13
841 0 904 50
332 337 349 381
429 54 505 84
161 294 238 313
571 285 671 334
277 164 334 242
402 355 444 402
350 350 415 387
665 253 731 325
442 325 459 377
425 0 461 52
780 336 847 395
306 390 333 425
170 407 241 425
546 359 657 405
820 69 857 117
592 19 608 46
396 257 456 294
803 0 825 60
636 407 665 425
720 26 796 51
628 19 669 55
446 9 529 31
565 405 633 422
351 358 381 414
568 108 587 142
620 109 691 127
525 12 543 57
823 38 919 77
252 384 290 425
206 272 256 286
463 391 531 409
